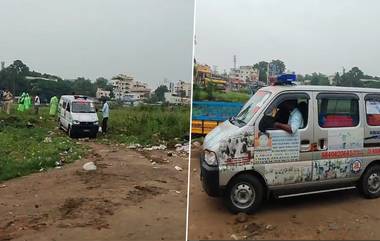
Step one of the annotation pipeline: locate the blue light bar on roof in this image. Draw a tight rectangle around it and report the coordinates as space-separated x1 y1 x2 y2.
277 73 297 82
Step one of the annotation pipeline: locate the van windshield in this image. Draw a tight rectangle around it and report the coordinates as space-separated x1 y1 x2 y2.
231 90 271 127
72 101 96 113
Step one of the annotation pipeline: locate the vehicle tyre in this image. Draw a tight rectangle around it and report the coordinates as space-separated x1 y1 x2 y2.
58 120 63 130
359 165 380 198
224 174 264 214
68 125 75 138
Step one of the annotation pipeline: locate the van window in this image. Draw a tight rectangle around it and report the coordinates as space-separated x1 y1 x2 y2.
366 98 380 126
66 103 71 112
232 90 271 127
318 96 359 128
72 101 96 113
259 94 309 132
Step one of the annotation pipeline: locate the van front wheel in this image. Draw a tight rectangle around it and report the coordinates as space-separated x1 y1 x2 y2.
68 125 75 138
360 165 380 198
224 174 264 214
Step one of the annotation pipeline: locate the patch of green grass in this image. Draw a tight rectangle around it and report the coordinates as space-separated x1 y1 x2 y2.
0 106 87 181
194 89 250 103
98 105 190 147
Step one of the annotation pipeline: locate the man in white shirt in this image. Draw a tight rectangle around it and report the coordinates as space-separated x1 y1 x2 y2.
274 100 304 134
101 99 109 134
34 93 41 114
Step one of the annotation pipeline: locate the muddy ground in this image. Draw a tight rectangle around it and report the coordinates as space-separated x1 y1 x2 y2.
188 147 380 240
0 142 188 241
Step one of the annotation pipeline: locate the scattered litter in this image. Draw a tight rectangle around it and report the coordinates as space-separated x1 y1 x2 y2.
127 144 142 149
167 151 173 157
174 166 183 171
192 141 202 148
230 234 239 240
0 184 7 188
83 161 97 171
174 144 182 148
328 223 338 230
235 212 248 223
175 143 190 153
43 137 52 143
265 224 275 231
143 144 167 151
175 190 181 194
55 166 62 169
193 168 197 172
39 168 45 172
151 161 157 165
55 160 63 167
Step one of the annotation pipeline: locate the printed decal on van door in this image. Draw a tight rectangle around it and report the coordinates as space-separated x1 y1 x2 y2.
264 161 312 185
312 158 361 181
327 129 363 150
219 132 255 169
254 131 300 164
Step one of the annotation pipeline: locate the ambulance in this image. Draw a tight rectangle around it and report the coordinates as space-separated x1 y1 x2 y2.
58 95 99 138
200 77 380 213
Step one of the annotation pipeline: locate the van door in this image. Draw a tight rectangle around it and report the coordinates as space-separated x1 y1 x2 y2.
312 92 363 182
62 101 71 129
254 92 314 186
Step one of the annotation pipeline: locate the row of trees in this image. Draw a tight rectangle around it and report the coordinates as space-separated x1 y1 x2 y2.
297 67 380 88
0 60 114 101
252 59 380 88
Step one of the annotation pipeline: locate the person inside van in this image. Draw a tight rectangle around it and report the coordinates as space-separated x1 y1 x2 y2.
273 99 304 134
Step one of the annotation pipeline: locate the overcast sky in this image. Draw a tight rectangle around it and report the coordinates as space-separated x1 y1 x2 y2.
0 0 195 88
195 0 380 76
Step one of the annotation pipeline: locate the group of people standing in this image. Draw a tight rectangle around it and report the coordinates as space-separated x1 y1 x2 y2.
16 92 44 114
0 90 57 116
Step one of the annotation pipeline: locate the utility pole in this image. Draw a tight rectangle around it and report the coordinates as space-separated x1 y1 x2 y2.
267 62 270 86
233 55 237 70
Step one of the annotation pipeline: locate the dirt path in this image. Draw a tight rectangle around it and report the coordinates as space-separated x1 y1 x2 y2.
188 147 380 240
0 142 188 241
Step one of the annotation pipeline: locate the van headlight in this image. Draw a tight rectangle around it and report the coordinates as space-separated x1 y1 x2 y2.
94 121 99 125
204 150 218 166
73 120 80 125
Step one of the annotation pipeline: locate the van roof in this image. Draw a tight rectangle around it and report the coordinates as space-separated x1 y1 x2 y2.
60 95 90 101
261 85 380 94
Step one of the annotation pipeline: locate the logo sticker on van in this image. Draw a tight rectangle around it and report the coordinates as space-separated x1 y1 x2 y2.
351 160 362 174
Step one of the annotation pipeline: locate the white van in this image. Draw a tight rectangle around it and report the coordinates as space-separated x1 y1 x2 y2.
58 95 99 138
201 84 380 213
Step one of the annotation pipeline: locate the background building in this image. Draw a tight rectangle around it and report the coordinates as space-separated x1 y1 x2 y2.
96 88 111 99
112 74 151 101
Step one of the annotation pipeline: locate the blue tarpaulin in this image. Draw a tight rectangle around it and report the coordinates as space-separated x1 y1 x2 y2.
192 101 244 121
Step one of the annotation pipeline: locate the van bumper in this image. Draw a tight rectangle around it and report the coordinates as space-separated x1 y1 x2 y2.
71 124 99 135
200 156 221 197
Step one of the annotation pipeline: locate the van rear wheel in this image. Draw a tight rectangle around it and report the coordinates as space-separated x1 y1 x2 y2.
224 174 264 214
359 165 380 198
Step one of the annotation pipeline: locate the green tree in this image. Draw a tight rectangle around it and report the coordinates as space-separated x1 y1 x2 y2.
72 77 97 96
153 85 169 102
339 67 364 87
270 59 286 75
309 73 329 86
253 61 269 83
95 77 109 89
